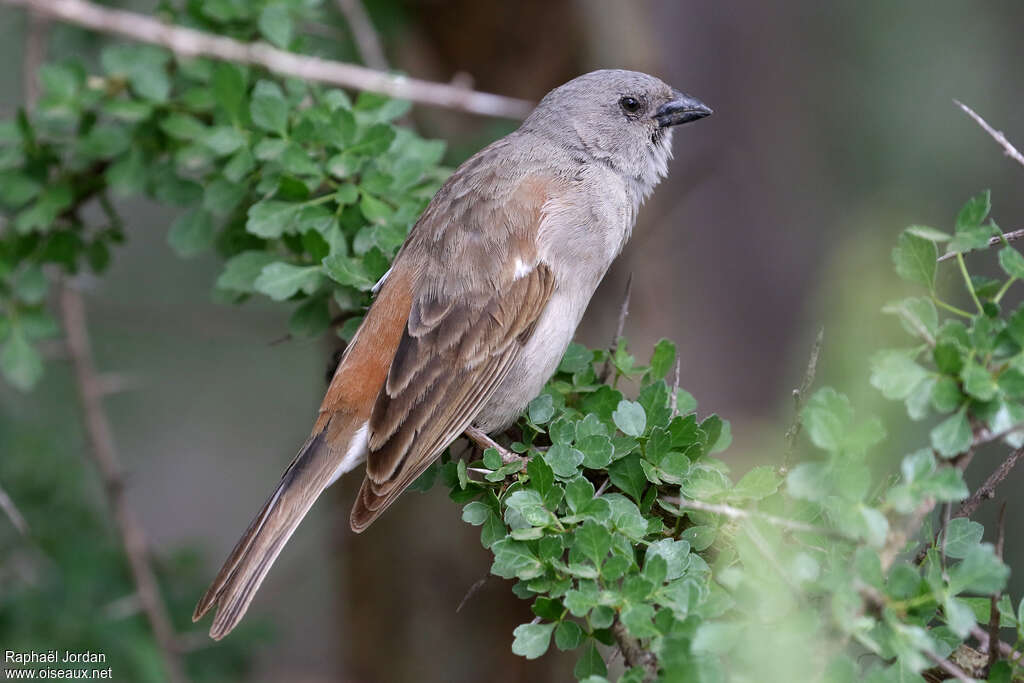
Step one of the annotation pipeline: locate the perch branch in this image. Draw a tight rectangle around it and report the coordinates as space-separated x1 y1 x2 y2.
954 99 1024 169
59 285 188 683
334 0 388 71
1 0 533 119
463 426 525 465
924 648 973 683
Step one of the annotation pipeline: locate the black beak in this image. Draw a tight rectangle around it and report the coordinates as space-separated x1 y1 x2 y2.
654 92 713 128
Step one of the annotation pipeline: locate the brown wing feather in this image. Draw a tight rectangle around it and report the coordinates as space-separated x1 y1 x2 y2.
350 264 554 531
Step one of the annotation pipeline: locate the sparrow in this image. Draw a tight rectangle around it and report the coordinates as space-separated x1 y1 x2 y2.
194 69 711 639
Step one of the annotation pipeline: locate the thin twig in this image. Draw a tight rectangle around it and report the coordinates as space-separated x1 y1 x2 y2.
455 575 488 614
938 228 1024 263
972 419 1024 448
59 285 188 683
924 648 973 683
334 0 388 71
611 619 658 682
463 426 525 465
953 447 1024 521
988 503 1006 672
662 496 850 540
600 274 632 383
782 328 824 472
954 99 1024 168
882 496 936 572
972 625 1024 665
2 0 533 119
0 481 29 535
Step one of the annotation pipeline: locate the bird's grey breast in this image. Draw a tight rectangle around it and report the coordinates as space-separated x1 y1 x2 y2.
475 159 637 431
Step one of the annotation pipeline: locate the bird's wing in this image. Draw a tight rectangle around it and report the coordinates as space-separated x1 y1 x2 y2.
349 169 560 531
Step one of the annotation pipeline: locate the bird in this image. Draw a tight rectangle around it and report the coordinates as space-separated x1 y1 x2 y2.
193 69 711 639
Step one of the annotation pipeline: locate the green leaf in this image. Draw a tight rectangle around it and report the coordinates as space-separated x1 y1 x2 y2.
933 341 964 375
961 360 998 401
528 394 555 424
998 246 1024 278
647 539 691 580
216 251 278 293
955 190 991 231
554 620 584 651
621 604 658 638
250 80 289 134
870 350 930 400
613 400 646 437
648 338 676 379
608 453 646 502
892 231 937 290
247 199 300 238
491 538 543 579
573 644 607 679
559 342 593 374
943 518 983 560
1 327 43 390
930 376 963 412
948 543 1008 595
511 622 555 660
930 409 972 458
167 208 215 257
573 520 611 566
543 444 584 478
506 490 551 527
321 253 375 290
577 434 614 469
258 4 294 48
905 225 951 242
253 263 322 301
731 466 781 500
461 501 490 525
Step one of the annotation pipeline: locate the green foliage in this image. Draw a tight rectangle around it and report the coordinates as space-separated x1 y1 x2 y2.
421 193 1022 681
0 0 448 391
2 3 1022 678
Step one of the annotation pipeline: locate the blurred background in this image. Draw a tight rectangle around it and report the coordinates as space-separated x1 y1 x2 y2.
2 0 1024 681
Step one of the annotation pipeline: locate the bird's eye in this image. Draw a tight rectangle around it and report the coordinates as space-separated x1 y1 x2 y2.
619 96 641 114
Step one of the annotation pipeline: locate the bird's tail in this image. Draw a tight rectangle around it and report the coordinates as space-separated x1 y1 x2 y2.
192 414 367 639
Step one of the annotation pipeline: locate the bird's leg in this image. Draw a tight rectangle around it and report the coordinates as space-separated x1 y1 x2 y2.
464 426 527 465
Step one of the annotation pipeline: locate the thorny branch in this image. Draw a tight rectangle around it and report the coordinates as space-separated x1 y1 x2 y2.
612 619 658 682
952 446 1024 520
59 285 189 683
954 99 1024 169
1 0 533 119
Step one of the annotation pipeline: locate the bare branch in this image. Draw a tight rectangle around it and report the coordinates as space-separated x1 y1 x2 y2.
938 228 1024 263
669 358 681 417
987 502 1006 672
0 481 29 535
972 625 1024 665
924 648 973 683
59 284 188 683
663 496 850 540
600 274 632 383
334 0 388 71
955 99 1024 169
953 447 1024 521
611 619 658 682
463 426 526 465
783 327 824 472
2 0 533 119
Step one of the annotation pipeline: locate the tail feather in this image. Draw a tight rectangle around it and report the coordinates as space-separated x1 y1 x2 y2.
194 418 363 639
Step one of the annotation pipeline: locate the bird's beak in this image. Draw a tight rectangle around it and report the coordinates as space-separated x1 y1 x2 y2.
654 92 713 128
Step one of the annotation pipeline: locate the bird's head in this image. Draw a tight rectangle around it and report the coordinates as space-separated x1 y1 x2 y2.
523 69 711 196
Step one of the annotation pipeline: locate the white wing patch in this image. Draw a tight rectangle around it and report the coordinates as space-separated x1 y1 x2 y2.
513 258 533 280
